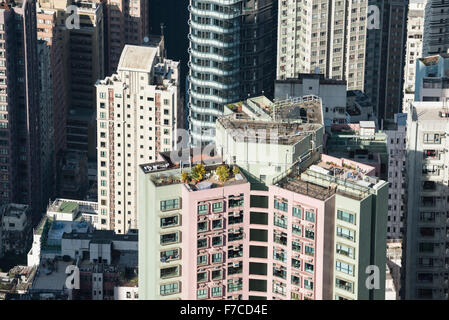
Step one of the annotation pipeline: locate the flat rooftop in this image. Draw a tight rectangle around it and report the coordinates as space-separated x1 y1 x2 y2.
140 148 222 175
411 102 449 121
226 95 324 125
217 118 322 145
32 261 72 292
276 155 380 201
118 45 158 72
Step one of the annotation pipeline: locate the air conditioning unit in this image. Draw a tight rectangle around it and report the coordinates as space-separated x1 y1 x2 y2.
233 262 240 268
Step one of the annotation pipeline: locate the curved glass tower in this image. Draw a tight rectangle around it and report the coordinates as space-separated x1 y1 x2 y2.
188 0 277 146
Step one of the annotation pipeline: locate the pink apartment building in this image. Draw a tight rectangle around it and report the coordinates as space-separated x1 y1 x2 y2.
138 150 387 300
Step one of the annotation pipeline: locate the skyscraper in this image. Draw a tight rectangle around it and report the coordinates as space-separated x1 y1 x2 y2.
276 0 368 90
404 101 449 300
403 0 428 107
188 0 278 146
96 39 180 234
422 0 449 56
102 0 149 75
0 0 52 222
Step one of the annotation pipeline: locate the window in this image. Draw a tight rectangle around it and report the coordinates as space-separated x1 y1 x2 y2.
304 279 313 290
198 255 208 265
212 219 222 229
335 278 353 292
337 210 355 224
336 227 355 241
212 253 222 263
305 245 314 256
160 266 179 279
197 238 207 248
160 282 179 296
423 133 440 144
197 289 208 299
198 204 209 215
305 229 315 240
293 207 302 219
160 199 180 211
198 221 208 232
305 210 315 222
212 236 222 246
212 201 223 213
292 241 301 252
304 263 314 273
274 199 288 212
336 261 354 275
160 232 179 245
274 214 287 229
160 215 179 228
212 270 222 280
292 224 302 236
211 286 222 297
197 272 207 282
336 243 355 258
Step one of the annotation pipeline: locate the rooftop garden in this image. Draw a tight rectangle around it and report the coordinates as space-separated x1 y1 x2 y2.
182 164 244 190
57 201 78 213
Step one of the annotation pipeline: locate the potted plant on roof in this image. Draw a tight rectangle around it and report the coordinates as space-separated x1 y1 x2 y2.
216 165 230 185
232 166 239 177
181 171 190 183
191 163 206 184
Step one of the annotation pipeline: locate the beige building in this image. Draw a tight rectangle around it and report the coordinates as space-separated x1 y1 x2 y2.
96 40 180 234
403 0 428 108
276 0 368 91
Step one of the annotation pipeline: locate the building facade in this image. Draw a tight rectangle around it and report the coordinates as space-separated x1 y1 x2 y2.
422 0 449 56
414 53 449 102
188 0 278 146
0 0 46 221
274 74 347 126
404 101 449 300
96 42 180 233
276 0 368 91
102 0 149 75
403 0 428 108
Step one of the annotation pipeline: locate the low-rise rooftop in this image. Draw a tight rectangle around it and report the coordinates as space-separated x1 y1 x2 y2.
276 154 382 201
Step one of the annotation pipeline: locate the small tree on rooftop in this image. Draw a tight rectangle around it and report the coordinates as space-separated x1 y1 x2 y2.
191 163 206 182
181 171 189 183
232 166 239 176
216 165 230 183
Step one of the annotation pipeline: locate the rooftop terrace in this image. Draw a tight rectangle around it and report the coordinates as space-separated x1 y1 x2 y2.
226 95 324 125
217 117 322 145
276 154 381 201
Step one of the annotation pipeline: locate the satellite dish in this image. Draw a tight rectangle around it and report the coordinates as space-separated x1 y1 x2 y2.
143 36 149 43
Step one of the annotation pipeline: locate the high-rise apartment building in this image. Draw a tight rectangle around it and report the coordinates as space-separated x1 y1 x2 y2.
138 98 388 300
404 101 449 300
414 53 449 102
364 0 408 121
403 0 428 108
38 41 56 211
36 4 69 165
38 0 104 159
276 0 368 89
96 41 180 234
102 0 149 75
276 0 408 122
422 0 449 56
385 114 407 239
188 0 278 146
0 0 48 221
274 73 347 126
